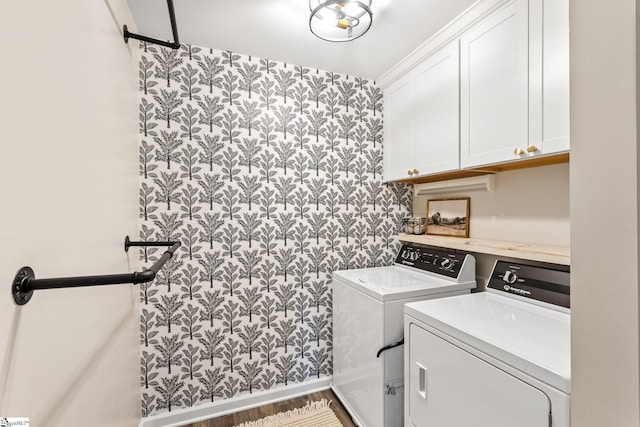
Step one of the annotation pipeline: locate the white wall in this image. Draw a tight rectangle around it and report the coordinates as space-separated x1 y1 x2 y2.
570 0 640 425
413 163 570 246
0 1 141 426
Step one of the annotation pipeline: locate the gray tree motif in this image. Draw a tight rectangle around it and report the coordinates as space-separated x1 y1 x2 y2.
239 323 263 360
197 212 223 250
258 150 277 183
338 244 357 269
221 147 240 182
258 223 277 257
258 114 277 147
221 223 240 258
198 175 224 211
155 375 184 412
141 351 159 389
197 95 223 133
238 100 261 136
366 85 383 116
338 146 356 178
258 259 278 294
223 377 240 399
259 296 277 330
222 50 241 68
198 134 224 172
141 309 159 347
179 185 202 222
294 327 311 361
198 290 224 327
182 384 201 408
309 314 328 346
275 105 295 140
306 75 327 108
222 337 241 372
338 114 357 145
155 294 184 333
325 122 340 152
306 280 328 313
180 64 202 101
238 62 261 99
275 283 296 318
324 188 341 219
275 177 296 211
239 286 261 323
155 334 184 374
221 110 240 145
221 186 241 220
308 247 328 279
154 89 183 128
294 293 310 325
239 361 263 394
180 344 203 381
339 80 356 112
141 393 156 417
180 44 202 61
154 212 184 242
307 179 327 211
222 299 241 335
180 303 202 341
293 117 310 150
198 328 225 366
154 171 183 210
293 187 310 219
275 318 296 354
259 57 277 74
239 249 262 286
257 77 277 111
221 261 240 297
238 138 261 174
180 146 202 182
197 55 224 93
221 69 241 106
260 369 277 390
180 105 201 141
274 69 295 104
154 130 183 169
154 47 183 87
353 93 368 122
325 87 341 119
238 212 260 248
140 99 158 137
140 182 158 222
274 354 296 385
140 56 158 95
366 117 383 147
199 367 225 402
293 223 310 255
293 82 310 114
309 348 328 378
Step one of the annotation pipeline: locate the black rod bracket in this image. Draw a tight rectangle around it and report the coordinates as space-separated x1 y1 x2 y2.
123 0 180 50
12 266 35 306
11 237 181 306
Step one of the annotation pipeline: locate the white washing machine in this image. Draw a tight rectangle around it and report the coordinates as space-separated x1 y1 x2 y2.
332 243 477 427
404 260 570 427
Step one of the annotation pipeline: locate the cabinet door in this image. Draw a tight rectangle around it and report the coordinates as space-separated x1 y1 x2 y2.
460 0 529 168
383 75 415 182
529 0 570 155
414 40 460 175
407 324 551 427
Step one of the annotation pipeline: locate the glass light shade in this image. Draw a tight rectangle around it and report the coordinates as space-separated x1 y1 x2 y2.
309 0 373 42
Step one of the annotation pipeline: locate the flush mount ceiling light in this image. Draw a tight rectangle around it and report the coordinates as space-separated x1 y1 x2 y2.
309 0 373 42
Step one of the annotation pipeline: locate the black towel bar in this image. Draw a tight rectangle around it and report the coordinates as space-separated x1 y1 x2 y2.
11 237 181 306
123 0 181 50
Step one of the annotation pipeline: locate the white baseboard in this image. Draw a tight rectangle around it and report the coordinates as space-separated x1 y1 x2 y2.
139 377 332 427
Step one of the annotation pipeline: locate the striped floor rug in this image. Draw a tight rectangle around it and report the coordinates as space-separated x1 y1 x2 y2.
233 399 343 427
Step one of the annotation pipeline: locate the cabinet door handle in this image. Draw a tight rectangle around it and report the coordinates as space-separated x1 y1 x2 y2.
417 362 427 400
514 148 525 156
526 145 538 153
413 169 420 175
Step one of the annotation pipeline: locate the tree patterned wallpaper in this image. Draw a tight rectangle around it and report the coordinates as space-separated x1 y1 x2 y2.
137 42 412 417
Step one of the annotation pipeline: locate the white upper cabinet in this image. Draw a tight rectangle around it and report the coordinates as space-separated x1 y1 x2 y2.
460 0 529 168
383 76 416 182
415 41 461 175
380 0 570 180
383 41 460 182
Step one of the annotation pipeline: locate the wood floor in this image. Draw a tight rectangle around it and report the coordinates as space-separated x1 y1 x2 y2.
182 389 356 427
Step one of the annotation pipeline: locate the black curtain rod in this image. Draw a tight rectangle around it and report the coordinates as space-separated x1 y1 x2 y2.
11 237 181 306
123 0 180 50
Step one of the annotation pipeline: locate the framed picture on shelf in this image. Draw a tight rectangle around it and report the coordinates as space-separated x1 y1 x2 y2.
426 197 470 238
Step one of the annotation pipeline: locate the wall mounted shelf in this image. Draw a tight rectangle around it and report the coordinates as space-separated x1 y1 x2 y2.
398 233 570 265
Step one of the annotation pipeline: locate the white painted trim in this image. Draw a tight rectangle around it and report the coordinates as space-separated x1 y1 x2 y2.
376 0 510 88
138 377 332 427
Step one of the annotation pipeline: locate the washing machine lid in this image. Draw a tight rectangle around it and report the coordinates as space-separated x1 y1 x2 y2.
333 266 475 302
405 292 571 393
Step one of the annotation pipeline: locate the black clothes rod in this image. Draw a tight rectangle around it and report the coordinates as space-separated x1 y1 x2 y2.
11 237 181 306
123 0 180 50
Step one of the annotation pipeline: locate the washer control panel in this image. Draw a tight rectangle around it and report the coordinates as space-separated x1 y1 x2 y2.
395 244 468 279
488 261 570 309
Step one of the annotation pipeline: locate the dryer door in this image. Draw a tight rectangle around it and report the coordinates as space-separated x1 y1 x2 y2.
408 324 551 427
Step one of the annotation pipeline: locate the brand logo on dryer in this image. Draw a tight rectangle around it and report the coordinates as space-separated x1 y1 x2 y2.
503 285 531 296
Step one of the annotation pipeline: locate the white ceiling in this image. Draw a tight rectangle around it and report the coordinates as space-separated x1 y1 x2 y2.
126 0 477 80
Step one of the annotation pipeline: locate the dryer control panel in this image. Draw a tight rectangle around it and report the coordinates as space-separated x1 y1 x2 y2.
488 261 570 309
395 244 468 279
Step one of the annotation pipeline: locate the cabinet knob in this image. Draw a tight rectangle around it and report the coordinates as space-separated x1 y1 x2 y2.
413 169 419 175
527 145 538 153
514 148 525 156
408 170 414 176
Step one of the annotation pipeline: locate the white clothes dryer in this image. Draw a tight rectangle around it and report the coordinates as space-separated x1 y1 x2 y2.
404 260 570 427
332 243 476 427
